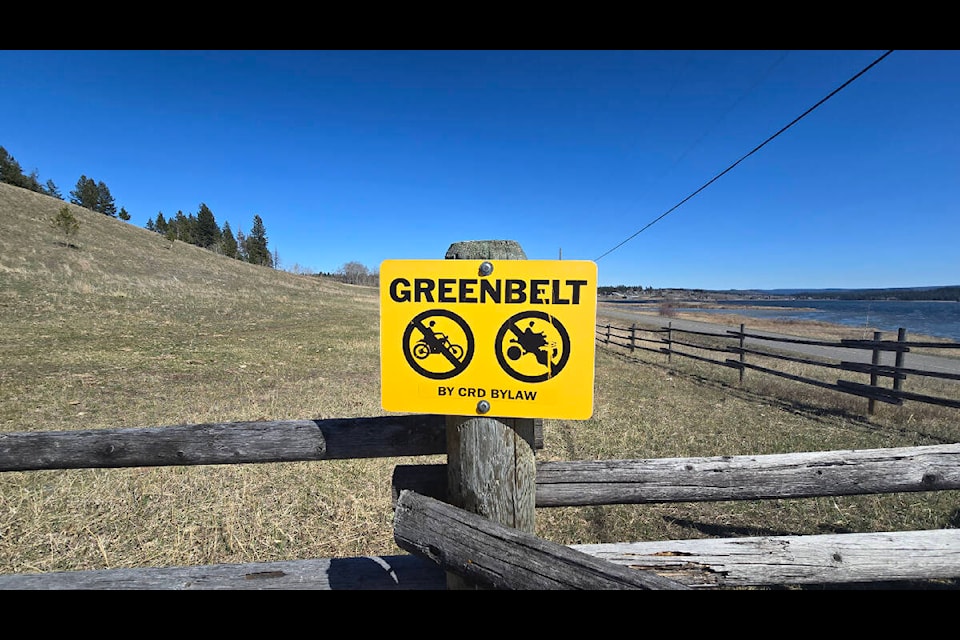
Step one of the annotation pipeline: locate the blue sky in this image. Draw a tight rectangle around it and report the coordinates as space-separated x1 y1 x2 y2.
2 50 957 290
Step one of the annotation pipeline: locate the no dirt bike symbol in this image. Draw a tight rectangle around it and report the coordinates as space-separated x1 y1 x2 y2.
402 309 474 380
495 310 571 383
413 321 464 361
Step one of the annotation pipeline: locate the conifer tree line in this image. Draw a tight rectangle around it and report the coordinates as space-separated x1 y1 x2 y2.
1 145 130 218
2 144 275 268
1 145 64 200
146 207 273 268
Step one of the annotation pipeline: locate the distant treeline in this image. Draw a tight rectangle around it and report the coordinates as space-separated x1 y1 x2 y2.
599 285 656 295
793 286 960 302
598 285 705 297
1 145 130 219
2 143 277 269
0 145 63 200
599 283 960 302
146 208 274 268
311 261 379 286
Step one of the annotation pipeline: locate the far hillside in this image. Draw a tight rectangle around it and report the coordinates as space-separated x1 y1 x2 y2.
0 180 382 432
0 181 367 317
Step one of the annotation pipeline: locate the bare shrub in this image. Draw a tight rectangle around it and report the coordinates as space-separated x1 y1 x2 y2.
659 300 676 317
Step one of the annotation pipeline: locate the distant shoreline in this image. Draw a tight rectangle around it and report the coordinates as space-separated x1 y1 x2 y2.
597 285 960 303
598 297 960 344
600 299 819 312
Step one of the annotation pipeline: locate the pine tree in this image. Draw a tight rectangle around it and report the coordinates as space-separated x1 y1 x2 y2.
96 181 116 217
0 146 24 187
50 204 80 246
0 146 34 190
118 206 131 221
245 214 272 267
70 175 100 210
187 213 199 244
44 179 62 199
24 169 44 193
220 221 238 259
153 212 168 234
171 210 197 244
195 202 220 248
236 229 248 262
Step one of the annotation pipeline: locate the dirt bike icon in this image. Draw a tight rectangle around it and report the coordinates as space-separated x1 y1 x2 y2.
413 321 464 360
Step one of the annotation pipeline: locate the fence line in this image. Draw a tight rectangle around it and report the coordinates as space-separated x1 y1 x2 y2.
0 415 544 473
596 321 960 413
1 417 958 589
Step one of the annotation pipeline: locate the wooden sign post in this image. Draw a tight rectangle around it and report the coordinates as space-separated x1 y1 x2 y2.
380 239 596 588
444 240 536 589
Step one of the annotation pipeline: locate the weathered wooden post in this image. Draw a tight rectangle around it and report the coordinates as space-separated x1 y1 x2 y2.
629 323 636 353
738 322 746 384
868 330 882 415
894 328 908 393
443 240 535 589
666 321 673 362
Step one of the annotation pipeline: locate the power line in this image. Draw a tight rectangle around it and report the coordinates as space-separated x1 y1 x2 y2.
593 50 894 263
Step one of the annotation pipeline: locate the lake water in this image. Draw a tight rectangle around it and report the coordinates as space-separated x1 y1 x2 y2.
693 299 960 343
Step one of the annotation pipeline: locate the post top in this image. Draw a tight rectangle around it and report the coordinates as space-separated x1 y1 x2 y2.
445 240 527 261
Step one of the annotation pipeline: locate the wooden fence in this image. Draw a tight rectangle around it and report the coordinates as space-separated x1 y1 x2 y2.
1 414 959 589
2 236 957 589
596 320 960 413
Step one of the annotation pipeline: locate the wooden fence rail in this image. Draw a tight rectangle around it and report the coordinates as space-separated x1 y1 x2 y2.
1 417 959 589
393 442 960 506
596 321 960 412
0 416 542 473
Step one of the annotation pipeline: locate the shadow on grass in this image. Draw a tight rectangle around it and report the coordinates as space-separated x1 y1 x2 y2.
663 516 794 538
53 241 81 250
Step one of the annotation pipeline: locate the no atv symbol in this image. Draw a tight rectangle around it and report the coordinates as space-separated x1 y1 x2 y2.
495 310 571 383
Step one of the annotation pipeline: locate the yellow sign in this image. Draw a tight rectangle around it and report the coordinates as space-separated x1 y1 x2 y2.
380 259 597 419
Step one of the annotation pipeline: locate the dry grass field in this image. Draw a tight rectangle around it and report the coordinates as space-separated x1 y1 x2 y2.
1 181 958 582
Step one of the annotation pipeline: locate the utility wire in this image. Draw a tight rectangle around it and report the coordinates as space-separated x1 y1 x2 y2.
594 50 894 262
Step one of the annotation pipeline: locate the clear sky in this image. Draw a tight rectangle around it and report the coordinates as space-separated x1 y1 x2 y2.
2 50 957 290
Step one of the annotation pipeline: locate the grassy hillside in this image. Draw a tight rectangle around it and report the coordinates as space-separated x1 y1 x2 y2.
0 182 396 571
0 183 383 429
1 182 957 581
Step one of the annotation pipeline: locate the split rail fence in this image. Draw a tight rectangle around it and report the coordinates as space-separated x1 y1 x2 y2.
0 414 958 589
2 235 958 589
596 320 960 414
